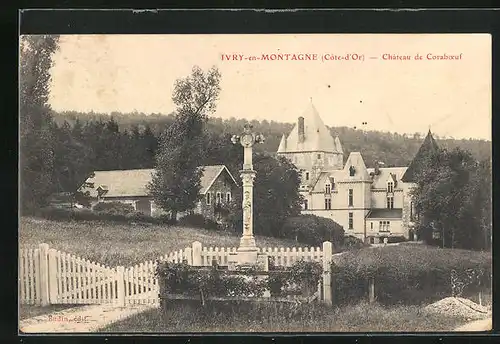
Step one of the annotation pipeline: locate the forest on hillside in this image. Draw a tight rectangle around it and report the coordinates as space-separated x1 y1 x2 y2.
53 110 491 169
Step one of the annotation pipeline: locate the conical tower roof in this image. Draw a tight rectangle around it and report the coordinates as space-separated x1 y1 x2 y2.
281 100 337 153
401 129 440 182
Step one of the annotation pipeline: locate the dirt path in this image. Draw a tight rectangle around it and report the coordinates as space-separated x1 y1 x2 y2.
20 303 156 333
454 318 492 332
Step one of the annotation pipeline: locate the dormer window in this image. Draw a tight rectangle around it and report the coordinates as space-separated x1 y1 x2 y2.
325 184 331 194
387 181 394 193
96 185 108 199
349 166 356 177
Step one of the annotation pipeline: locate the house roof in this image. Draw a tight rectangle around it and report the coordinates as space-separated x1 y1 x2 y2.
366 208 403 219
366 167 408 189
401 130 440 183
278 101 339 154
81 165 236 198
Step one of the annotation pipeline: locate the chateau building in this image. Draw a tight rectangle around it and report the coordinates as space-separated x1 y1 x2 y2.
277 101 438 243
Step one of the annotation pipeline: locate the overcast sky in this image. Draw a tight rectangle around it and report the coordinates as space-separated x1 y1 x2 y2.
48 34 491 140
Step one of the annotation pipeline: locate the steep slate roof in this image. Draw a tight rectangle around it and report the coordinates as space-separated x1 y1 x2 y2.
366 167 408 189
401 130 440 182
366 208 403 219
81 165 236 198
279 101 338 153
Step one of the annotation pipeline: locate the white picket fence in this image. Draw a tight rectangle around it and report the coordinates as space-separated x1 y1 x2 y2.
19 241 333 307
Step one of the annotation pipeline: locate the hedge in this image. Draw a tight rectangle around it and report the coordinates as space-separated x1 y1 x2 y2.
331 245 491 305
281 214 344 248
36 206 176 225
178 214 219 231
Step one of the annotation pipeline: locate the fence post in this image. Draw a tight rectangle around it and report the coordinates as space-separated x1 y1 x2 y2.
192 241 202 266
322 241 333 306
47 248 58 304
116 266 125 307
185 247 193 266
38 243 50 306
369 277 375 303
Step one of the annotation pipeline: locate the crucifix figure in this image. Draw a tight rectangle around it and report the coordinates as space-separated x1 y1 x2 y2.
231 124 265 252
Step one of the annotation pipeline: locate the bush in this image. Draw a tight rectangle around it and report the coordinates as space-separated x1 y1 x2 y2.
281 214 344 248
178 214 219 230
92 201 135 215
342 236 367 250
156 259 322 301
332 245 492 306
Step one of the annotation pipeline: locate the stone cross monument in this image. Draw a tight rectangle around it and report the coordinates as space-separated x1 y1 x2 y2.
228 123 267 270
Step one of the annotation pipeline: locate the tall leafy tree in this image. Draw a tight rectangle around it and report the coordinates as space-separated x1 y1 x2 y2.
228 153 303 237
148 66 221 219
411 147 490 249
20 35 60 212
140 125 158 168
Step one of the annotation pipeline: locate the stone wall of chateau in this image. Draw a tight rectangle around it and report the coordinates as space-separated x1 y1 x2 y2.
401 182 416 239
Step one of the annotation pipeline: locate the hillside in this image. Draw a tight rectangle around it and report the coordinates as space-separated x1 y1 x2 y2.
53 110 491 168
19 217 299 267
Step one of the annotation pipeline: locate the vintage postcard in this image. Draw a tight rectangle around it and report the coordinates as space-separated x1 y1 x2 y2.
19 33 492 333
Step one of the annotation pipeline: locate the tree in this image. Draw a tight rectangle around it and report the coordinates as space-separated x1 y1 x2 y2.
52 121 94 196
20 35 60 212
410 147 490 250
227 153 303 237
148 66 221 220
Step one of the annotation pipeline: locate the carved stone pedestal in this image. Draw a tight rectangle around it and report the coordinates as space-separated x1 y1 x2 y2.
227 251 269 272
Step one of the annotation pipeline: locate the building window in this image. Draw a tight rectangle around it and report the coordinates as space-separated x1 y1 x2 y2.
410 201 414 220
216 192 222 204
324 199 331 210
387 181 394 193
317 153 321 159
331 178 335 189
348 212 353 229
226 192 232 203
370 222 373 229
206 192 211 205
348 189 353 207
387 196 394 209
325 184 331 194
379 221 390 232
349 166 356 176
305 172 310 181
303 199 308 210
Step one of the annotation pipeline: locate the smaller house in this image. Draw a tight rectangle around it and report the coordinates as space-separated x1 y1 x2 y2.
80 165 238 220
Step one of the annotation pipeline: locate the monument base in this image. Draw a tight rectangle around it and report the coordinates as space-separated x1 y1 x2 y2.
227 249 268 272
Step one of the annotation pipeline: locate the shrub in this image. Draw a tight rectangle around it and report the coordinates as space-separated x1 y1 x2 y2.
331 245 492 305
178 214 219 230
156 259 322 302
281 214 344 248
342 236 366 250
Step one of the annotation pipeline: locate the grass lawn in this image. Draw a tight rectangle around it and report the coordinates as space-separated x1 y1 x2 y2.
19 304 77 321
99 301 471 332
19 217 300 266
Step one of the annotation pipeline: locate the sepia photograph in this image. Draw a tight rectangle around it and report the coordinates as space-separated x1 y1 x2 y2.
19 33 492 333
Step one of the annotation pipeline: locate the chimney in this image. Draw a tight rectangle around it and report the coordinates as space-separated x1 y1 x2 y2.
374 161 381 175
298 116 305 143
